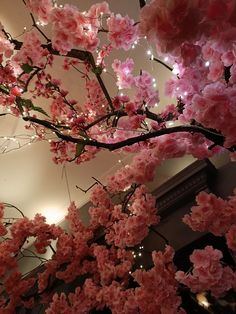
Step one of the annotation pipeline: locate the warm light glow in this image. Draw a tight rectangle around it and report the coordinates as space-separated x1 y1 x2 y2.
196 293 210 308
167 121 174 126
41 207 65 224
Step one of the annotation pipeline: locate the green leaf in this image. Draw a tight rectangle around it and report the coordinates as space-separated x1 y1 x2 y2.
0 84 9 94
15 97 24 114
21 63 34 74
16 97 49 117
23 99 34 109
32 106 49 117
75 142 85 158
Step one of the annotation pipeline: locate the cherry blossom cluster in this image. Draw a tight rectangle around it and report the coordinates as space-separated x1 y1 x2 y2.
183 190 236 252
0 0 236 312
176 246 236 298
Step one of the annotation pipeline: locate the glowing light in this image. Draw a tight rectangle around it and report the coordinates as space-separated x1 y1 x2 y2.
146 50 152 56
172 67 179 75
164 56 169 62
41 207 65 224
205 61 210 67
167 121 174 127
196 293 210 308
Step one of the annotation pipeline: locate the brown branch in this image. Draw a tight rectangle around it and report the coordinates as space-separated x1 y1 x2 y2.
12 39 114 111
139 0 146 8
153 57 173 72
23 115 230 151
76 182 97 193
86 52 114 111
22 67 41 92
3 203 25 217
29 12 50 42
84 109 168 131
12 39 90 62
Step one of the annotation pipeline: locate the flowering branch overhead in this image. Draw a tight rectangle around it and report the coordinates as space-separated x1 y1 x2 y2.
0 0 236 313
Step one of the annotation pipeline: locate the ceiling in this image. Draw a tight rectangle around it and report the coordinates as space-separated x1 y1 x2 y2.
0 0 229 226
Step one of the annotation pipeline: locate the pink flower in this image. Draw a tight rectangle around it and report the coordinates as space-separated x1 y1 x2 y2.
26 0 53 24
0 24 14 57
183 189 236 236
13 30 49 67
139 0 201 54
50 4 100 54
112 58 135 89
133 246 185 314
226 225 236 251
107 14 138 50
176 246 235 297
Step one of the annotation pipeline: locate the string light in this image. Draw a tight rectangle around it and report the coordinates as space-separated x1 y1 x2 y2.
205 61 210 67
167 121 174 127
196 293 210 308
172 67 179 75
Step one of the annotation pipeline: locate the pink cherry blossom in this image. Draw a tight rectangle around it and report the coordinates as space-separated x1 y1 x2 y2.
13 30 49 67
26 0 53 24
107 14 138 51
176 246 236 297
0 24 14 57
183 190 236 236
226 224 236 252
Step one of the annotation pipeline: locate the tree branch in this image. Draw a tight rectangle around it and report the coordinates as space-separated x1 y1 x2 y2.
84 109 170 131
23 115 231 151
139 0 146 8
153 57 173 72
12 39 114 111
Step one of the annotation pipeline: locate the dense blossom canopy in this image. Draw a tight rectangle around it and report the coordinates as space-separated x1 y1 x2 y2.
0 0 236 313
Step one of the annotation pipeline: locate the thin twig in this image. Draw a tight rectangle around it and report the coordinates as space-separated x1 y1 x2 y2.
3 203 25 217
139 0 146 8
23 115 230 151
76 182 97 193
152 57 173 72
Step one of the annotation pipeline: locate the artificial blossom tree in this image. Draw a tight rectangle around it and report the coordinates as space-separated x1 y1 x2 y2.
0 0 236 313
